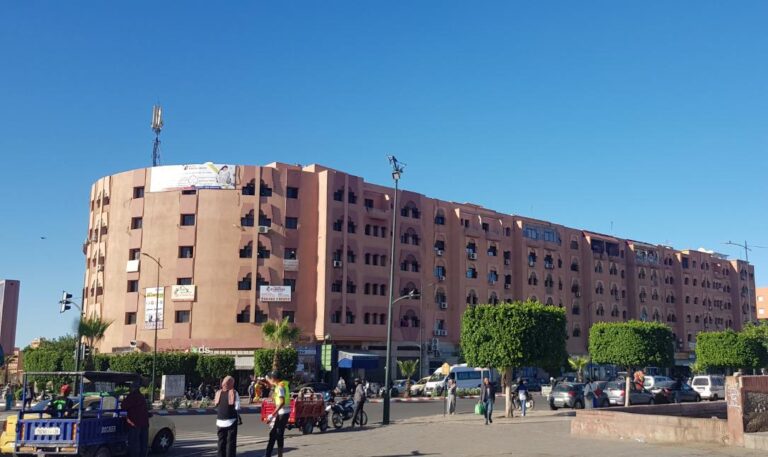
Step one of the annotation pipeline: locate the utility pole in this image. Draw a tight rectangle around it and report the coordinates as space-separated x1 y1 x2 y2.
142 253 162 402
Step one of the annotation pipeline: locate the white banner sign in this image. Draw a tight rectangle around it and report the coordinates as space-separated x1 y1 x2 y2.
171 285 196 301
259 285 292 302
149 163 236 192
144 287 165 329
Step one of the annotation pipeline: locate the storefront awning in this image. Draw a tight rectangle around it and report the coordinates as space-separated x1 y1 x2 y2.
338 351 380 369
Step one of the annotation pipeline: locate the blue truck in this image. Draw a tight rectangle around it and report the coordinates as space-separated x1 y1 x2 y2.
12 371 148 457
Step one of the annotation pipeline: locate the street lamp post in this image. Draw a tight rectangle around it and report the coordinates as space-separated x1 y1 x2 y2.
383 156 405 425
141 253 162 402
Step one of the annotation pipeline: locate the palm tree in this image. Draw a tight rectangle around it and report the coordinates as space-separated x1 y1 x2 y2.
568 355 591 382
262 317 300 374
78 313 112 369
396 359 419 397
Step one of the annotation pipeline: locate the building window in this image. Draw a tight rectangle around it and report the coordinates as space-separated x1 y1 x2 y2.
181 189 197 195
236 307 250 323
286 217 299 229
242 180 256 195
125 280 138 293
133 186 145 198
287 187 299 199
125 312 137 325
240 242 253 258
175 311 191 323
129 249 141 260
179 246 194 258
238 274 252 290
285 248 297 260
364 198 374 209
260 181 273 197
131 217 143 230
180 214 196 226
283 278 297 292
282 311 295 323
570 240 579 250
177 277 193 285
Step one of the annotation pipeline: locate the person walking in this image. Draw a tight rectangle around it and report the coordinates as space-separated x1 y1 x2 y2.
247 379 256 404
445 378 457 415
265 372 290 457
351 378 367 428
336 377 347 396
24 383 35 409
480 377 496 424
583 378 595 410
515 379 529 417
4 385 13 411
215 376 241 457
123 380 150 457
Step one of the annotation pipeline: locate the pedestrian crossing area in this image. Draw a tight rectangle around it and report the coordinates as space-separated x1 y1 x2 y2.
172 431 267 456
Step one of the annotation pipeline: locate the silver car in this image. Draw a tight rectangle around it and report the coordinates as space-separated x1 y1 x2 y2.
604 381 656 406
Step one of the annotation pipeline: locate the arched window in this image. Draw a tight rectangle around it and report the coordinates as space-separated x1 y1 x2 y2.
466 290 478 305
572 326 581 338
528 272 538 286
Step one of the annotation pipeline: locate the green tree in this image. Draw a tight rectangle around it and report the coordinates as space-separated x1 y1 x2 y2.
396 359 419 397
78 313 113 369
254 348 298 381
461 300 567 417
197 356 235 384
589 321 674 406
695 329 767 373
568 355 590 382
262 318 300 372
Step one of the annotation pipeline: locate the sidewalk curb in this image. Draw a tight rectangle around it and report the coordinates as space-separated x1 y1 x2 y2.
154 405 262 415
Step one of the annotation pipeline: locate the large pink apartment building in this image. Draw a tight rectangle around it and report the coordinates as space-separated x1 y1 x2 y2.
82 162 757 377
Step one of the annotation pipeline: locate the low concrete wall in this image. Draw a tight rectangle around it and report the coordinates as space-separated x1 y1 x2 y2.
571 405 730 445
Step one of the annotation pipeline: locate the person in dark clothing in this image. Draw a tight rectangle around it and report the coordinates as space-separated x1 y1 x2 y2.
215 376 240 457
480 377 496 424
123 382 150 457
351 378 367 428
23 383 35 409
265 372 290 457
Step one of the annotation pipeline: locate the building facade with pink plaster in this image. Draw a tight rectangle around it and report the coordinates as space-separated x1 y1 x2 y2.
82 162 757 378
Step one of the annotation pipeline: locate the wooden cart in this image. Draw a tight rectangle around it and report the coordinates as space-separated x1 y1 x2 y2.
261 391 328 434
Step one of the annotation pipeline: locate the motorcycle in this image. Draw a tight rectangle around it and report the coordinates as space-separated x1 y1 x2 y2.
512 391 535 411
326 397 367 428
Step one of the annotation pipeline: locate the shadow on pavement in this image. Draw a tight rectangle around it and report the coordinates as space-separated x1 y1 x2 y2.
235 447 297 456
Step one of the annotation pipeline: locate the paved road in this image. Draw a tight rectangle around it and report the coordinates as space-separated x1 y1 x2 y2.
166 396 523 456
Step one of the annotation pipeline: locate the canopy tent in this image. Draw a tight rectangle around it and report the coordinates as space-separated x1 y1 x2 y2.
338 351 380 369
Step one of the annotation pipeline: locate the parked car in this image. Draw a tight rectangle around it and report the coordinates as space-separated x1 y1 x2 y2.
549 383 585 410
651 381 701 403
691 375 726 401
410 377 430 396
522 378 542 392
425 365 495 395
604 381 657 406
293 382 334 394
643 375 673 390
391 379 413 396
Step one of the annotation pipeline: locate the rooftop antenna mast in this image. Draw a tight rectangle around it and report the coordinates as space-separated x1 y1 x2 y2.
151 105 164 167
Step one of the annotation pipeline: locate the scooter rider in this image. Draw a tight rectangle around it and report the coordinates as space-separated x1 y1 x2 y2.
264 372 290 457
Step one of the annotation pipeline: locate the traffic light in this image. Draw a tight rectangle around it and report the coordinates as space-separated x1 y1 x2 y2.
80 344 91 359
59 291 74 313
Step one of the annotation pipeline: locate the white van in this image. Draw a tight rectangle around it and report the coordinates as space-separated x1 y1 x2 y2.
424 364 494 395
691 375 725 401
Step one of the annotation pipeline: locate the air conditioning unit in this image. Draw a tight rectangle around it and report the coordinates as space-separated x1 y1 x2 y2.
504 283 511 289
332 260 343 268
438 276 446 282
439 302 448 309
438 329 448 336
436 249 444 256
504 259 511 265
258 226 270 234
489 279 496 285
468 252 478 260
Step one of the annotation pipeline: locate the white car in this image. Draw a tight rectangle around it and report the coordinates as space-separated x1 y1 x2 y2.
691 375 726 401
643 375 673 390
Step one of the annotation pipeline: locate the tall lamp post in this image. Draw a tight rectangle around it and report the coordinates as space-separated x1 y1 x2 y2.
141 253 162 401
383 156 405 425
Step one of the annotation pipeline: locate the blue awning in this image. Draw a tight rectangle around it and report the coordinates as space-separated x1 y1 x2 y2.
338 351 380 369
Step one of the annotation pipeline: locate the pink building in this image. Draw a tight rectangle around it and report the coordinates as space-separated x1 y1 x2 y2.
0 279 20 354
82 163 757 377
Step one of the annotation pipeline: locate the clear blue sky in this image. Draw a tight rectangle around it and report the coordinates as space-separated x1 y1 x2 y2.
1 2 766 348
